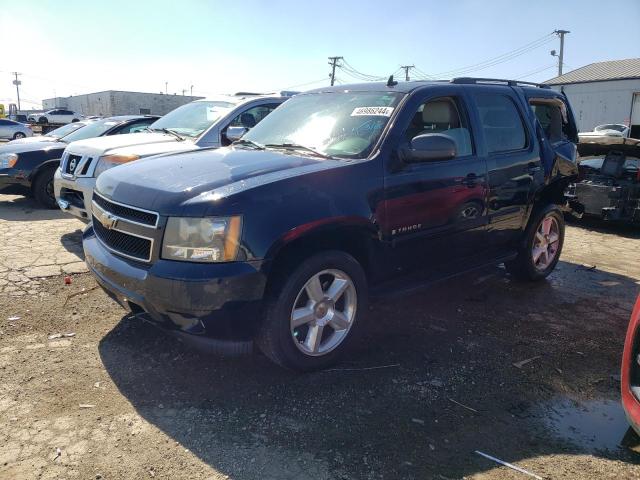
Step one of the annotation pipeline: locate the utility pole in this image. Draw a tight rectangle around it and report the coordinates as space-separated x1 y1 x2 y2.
400 65 414 81
190 85 194 97
12 72 21 111
181 89 186 96
165 82 168 94
328 56 343 86
554 29 570 76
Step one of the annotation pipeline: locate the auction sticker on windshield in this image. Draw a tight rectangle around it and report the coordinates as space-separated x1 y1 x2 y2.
351 106 394 117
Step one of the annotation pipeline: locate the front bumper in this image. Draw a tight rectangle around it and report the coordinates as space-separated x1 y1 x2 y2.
83 226 267 353
0 169 31 189
54 169 94 221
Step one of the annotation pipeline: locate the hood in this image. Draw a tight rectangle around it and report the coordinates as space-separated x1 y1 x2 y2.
8 136 47 145
0 139 65 155
107 139 200 158
96 147 343 215
67 131 187 156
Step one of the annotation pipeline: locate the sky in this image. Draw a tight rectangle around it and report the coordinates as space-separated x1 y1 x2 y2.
1 0 639 110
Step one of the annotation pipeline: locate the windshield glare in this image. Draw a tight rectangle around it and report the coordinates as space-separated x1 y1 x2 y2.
45 122 86 138
242 92 403 158
149 101 235 138
62 119 120 142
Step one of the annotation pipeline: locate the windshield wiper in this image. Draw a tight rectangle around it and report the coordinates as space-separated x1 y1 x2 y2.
147 127 185 141
264 142 331 158
233 139 264 150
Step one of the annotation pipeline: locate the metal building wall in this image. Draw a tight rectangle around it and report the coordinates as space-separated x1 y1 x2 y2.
551 79 640 132
43 91 203 117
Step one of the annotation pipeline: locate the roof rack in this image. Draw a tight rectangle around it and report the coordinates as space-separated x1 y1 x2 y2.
450 77 551 89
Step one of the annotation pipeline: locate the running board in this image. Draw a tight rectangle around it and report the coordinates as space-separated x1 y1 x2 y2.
369 253 517 300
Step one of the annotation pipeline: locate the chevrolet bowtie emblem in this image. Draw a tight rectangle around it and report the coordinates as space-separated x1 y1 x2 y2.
99 211 118 230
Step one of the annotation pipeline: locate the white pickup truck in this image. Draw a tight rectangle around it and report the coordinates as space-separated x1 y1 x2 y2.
54 93 292 221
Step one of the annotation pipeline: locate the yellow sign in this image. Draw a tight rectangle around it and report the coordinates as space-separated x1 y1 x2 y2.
0 104 5 118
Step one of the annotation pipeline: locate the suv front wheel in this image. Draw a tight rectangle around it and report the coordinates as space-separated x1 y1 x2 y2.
257 251 368 371
506 205 565 281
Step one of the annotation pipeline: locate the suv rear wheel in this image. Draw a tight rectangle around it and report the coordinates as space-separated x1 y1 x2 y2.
257 250 368 371
505 205 565 281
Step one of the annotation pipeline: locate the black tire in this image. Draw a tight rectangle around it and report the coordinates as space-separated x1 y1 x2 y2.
38 117 48 124
505 205 565 281
12 132 26 140
32 166 58 209
256 250 368 371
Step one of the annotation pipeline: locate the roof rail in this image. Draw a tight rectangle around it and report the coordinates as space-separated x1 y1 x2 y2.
450 77 551 89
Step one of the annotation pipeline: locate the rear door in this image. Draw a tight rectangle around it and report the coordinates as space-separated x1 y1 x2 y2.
469 87 542 248
381 86 489 276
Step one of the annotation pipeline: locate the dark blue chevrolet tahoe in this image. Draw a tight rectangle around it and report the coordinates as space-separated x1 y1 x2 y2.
84 78 581 371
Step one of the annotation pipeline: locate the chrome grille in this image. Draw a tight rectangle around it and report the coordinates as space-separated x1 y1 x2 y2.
92 215 152 262
64 154 82 175
91 195 158 263
93 192 158 227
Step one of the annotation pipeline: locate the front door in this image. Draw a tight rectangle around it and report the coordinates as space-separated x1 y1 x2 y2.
381 89 489 278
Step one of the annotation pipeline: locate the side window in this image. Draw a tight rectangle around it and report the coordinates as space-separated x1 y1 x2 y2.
117 120 153 134
0 120 9 126
228 103 280 129
402 96 473 158
531 102 568 143
476 94 527 154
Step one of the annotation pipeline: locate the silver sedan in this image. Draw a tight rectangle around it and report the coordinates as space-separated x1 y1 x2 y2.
0 119 33 141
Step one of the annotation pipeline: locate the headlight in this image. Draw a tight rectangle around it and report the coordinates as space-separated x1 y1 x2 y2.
94 153 140 177
0 153 18 169
161 216 242 263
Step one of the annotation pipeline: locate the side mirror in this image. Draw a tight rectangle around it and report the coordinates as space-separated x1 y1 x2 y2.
226 126 249 142
404 133 457 162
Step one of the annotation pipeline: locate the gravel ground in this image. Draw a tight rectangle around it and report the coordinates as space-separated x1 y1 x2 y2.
1 193 640 479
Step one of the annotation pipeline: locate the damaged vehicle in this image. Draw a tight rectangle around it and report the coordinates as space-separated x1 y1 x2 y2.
83 77 581 371
567 141 640 224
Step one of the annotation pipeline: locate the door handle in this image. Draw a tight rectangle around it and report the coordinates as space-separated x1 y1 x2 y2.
462 173 478 188
527 163 541 174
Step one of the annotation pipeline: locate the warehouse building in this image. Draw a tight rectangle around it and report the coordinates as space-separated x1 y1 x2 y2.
42 90 204 117
545 58 640 137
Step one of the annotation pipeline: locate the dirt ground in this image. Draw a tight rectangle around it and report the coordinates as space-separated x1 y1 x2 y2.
1 192 640 480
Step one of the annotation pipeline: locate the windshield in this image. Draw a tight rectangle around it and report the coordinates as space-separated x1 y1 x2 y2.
45 122 86 138
149 101 235 138
242 91 403 159
62 119 120 142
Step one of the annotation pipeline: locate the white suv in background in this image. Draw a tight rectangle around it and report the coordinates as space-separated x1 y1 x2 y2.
54 93 293 221
27 109 84 124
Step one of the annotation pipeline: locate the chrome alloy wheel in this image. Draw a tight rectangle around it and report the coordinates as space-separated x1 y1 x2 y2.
290 269 357 356
532 215 560 271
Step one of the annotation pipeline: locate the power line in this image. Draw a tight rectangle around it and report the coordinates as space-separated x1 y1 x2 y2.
514 65 557 80
432 32 556 78
283 77 329 90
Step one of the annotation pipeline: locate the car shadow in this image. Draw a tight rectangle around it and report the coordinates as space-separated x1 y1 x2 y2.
60 229 86 261
99 260 640 479
0 192 68 221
